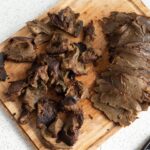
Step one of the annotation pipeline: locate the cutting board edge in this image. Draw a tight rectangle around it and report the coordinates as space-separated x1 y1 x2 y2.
0 99 38 150
88 125 121 150
130 0 150 16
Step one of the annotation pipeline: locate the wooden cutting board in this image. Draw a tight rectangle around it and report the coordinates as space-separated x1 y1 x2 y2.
0 0 149 150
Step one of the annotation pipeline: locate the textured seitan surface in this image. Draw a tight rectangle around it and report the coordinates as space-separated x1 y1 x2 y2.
91 12 150 126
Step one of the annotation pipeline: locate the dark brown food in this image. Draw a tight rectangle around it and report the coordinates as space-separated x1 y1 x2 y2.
4 37 36 62
27 20 51 35
57 96 83 146
80 47 102 64
61 96 78 112
81 21 101 63
62 43 88 75
75 42 102 64
23 85 47 112
28 65 49 88
58 111 83 146
19 104 31 124
37 98 57 128
91 12 150 126
7 80 27 99
48 7 83 37
0 53 7 81
40 103 83 148
62 77 84 99
75 42 87 52
27 20 51 45
46 32 71 54
83 21 96 43
37 55 61 85
48 112 65 138
34 33 50 45
40 125 70 149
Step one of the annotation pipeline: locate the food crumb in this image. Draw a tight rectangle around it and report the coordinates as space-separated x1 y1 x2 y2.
12 113 16 116
88 114 93 120
107 129 110 131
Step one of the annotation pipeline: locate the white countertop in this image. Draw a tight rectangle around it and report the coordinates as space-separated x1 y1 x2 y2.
0 0 150 150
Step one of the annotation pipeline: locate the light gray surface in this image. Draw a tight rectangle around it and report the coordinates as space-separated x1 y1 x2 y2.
0 0 150 150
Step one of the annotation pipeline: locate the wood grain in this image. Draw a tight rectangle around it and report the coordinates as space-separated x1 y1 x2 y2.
0 0 149 149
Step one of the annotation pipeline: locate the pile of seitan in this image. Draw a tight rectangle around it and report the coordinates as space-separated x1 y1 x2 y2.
3 7 101 148
91 12 150 126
